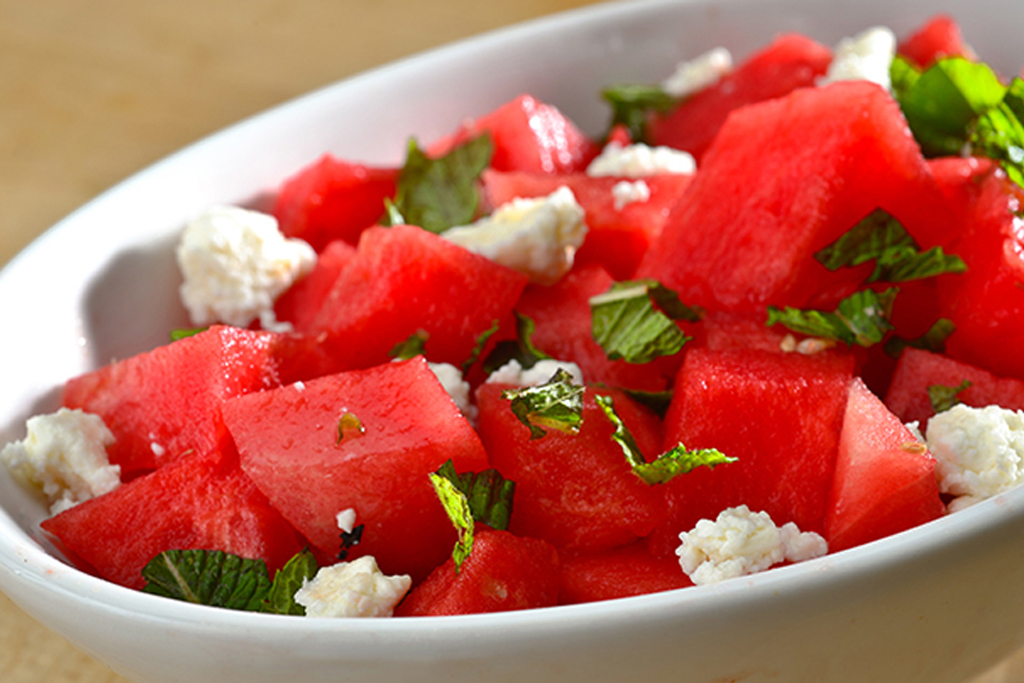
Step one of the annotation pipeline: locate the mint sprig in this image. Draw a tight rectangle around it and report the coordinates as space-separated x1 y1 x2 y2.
601 84 678 144
433 459 515 532
429 463 476 573
141 549 272 611
384 134 493 234
389 329 429 360
928 379 973 414
970 78 1024 189
501 368 584 439
766 288 897 347
590 279 702 364
262 549 319 615
461 319 501 373
884 318 956 358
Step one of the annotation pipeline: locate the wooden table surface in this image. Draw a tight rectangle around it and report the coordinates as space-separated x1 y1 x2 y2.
1 1 1024 681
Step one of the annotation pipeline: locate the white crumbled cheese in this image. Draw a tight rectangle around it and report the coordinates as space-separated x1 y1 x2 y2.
676 505 827 585
294 556 411 618
925 404 1024 511
428 361 478 423
819 26 897 91
336 508 357 534
905 421 925 444
176 205 317 332
586 142 696 179
486 358 584 387
441 186 587 285
0 408 120 515
611 179 651 211
661 46 733 98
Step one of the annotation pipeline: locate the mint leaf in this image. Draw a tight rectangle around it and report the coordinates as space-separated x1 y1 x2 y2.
482 312 551 374
461 319 500 373
601 84 677 144
883 317 956 358
433 459 516 532
766 288 897 347
594 393 735 485
385 134 492 234
141 549 271 611
170 327 208 342
970 78 1024 189
389 329 429 360
382 197 406 226
429 464 476 573
590 279 701 364
929 379 973 414
262 549 318 615
501 368 584 439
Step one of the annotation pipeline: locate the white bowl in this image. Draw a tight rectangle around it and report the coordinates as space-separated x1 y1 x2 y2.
3 1 1024 681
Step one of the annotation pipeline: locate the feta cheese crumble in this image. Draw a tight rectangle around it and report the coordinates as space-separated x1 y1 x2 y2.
819 26 897 91
486 358 584 387
336 508 357 534
428 361 478 423
441 186 587 285
176 205 317 332
586 142 696 178
925 404 1024 511
611 179 651 211
294 555 411 618
0 408 120 515
676 505 827 585
661 46 733 98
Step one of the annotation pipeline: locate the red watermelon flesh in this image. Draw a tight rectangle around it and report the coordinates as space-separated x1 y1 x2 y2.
310 225 528 371
647 348 854 558
885 348 1024 428
40 445 303 591
827 378 944 553
516 263 681 392
638 81 957 315
222 357 490 582
558 542 690 605
61 326 284 475
272 154 396 252
428 94 599 174
394 527 559 617
481 169 694 280
274 239 357 334
475 383 665 552
897 14 974 69
649 33 833 161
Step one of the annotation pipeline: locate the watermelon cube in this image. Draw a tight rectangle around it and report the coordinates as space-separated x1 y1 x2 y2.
558 542 690 605
897 14 974 69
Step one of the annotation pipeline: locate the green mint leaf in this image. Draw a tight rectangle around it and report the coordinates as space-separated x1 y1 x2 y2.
336 412 365 445
590 279 700 364
170 327 208 342
883 317 956 358
601 84 678 144
434 459 516 532
870 245 966 283
501 368 584 439
141 549 272 611
261 549 318 615
970 78 1024 189
382 197 407 226
617 387 674 419
928 379 973 414
389 329 429 360
429 463 475 573
387 134 492 234
633 443 737 485
767 288 897 347
482 312 551 374
461 319 500 373
889 55 921 98
593 393 645 468
894 56 1007 157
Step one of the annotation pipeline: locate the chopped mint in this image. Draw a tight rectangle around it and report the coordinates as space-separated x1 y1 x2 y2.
590 279 701 364
594 393 735 485
501 368 585 440
884 318 956 358
766 288 897 348
482 312 551 374
429 463 476 573
601 84 677 144
929 379 973 414
141 549 271 611
433 459 516 532
384 134 492 234
382 197 407 226
261 549 318 616
461 319 501 373
336 412 365 445
389 329 430 360
970 78 1024 189
170 327 208 342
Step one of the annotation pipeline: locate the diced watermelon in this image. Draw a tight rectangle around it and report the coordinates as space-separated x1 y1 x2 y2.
41 445 303 590
475 382 665 552
394 527 559 616
221 357 491 582
62 326 284 475
515 263 681 392
647 348 854 557
310 225 528 370
638 81 956 315
897 14 974 69
272 154 396 252
481 169 694 280
826 378 944 552
274 239 357 334
885 348 1024 428
558 542 690 605
649 34 833 161
428 94 599 174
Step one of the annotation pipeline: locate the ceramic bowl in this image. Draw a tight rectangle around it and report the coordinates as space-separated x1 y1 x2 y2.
2 0 1024 682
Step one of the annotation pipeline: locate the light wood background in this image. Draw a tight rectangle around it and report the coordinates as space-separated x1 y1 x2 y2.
1 1 1023 681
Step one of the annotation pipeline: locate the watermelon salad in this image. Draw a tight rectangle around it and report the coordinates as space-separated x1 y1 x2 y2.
5 13 1024 618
